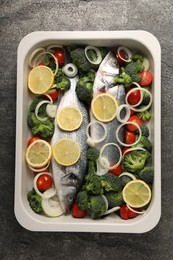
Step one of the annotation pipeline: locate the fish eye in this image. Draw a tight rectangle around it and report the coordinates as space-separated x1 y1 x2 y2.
111 60 118 67
68 195 74 202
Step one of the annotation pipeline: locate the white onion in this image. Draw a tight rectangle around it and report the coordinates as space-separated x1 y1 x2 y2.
96 158 109 176
98 143 122 170
123 147 146 156
102 206 120 216
101 195 109 211
126 204 145 215
85 46 102 65
125 86 143 108
116 104 130 123
33 172 56 199
117 46 132 63
116 121 142 147
62 63 78 78
119 172 136 180
86 121 107 146
28 161 50 173
46 44 64 52
28 48 46 68
41 195 64 217
142 57 150 71
46 104 57 118
35 100 51 122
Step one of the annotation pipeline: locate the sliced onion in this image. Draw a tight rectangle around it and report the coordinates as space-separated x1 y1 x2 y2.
28 48 46 68
117 46 132 63
46 104 57 118
119 172 136 180
126 86 143 108
99 143 122 170
101 195 109 211
35 100 51 122
96 158 109 176
33 172 56 199
102 206 120 216
85 46 102 65
116 104 130 123
46 44 64 52
44 94 53 104
62 63 78 78
41 195 64 217
123 147 146 156
86 121 107 146
142 57 150 71
34 51 59 76
28 161 50 173
126 204 145 215
116 122 142 147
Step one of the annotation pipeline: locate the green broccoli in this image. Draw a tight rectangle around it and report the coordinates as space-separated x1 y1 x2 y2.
70 48 91 72
43 53 56 71
138 166 154 184
87 147 100 161
56 77 71 92
132 136 152 153
122 150 151 173
141 89 151 105
137 109 152 121
85 173 104 195
132 53 144 63
101 173 122 192
27 189 43 214
54 68 63 83
114 73 132 88
99 47 108 59
88 195 107 219
124 61 144 75
131 73 141 83
105 192 124 208
119 175 133 187
27 112 40 128
29 96 44 112
136 124 150 138
76 190 89 210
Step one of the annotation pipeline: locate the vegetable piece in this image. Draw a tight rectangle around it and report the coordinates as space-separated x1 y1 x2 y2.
101 173 122 192
87 147 100 161
119 204 138 220
125 61 144 75
46 104 57 118
53 48 64 66
141 88 151 105
27 136 41 147
139 71 153 86
108 164 123 176
34 52 58 76
85 46 102 65
126 115 144 132
132 136 152 153
125 131 136 145
86 121 107 147
132 53 144 63
41 195 64 217
105 192 124 208
142 57 150 71
47 89 59 101
116 49 126 65
127 88 141 106
27 189 43 214
28 48 46 68
35 100 50 122
70 47 92 72
114 73 132 88
138 166 154 184
29 96 45 113
62 63 78 77
116 104 130 123
54 68 63 83
88 195 108 219
137 109 152 121
71 202 87 218
116 46 132 63
85 173 104 195
136 124 150 137
36 174 53 191
56 77 71 92
33 172 56 198
122 150 151 173
76 191 89 211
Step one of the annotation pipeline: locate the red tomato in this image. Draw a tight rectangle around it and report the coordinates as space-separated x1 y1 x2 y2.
130 109 135 116
109 164 123 176
71 202 87 218
139 71 153 86
119 205 138 220
116 50 126 65
38 62 45 66
127 89 141 106
53 49 65 66
126 115 144 132
125 131 136 145
27 136 41 147
47 89 59 101
36 174 53 191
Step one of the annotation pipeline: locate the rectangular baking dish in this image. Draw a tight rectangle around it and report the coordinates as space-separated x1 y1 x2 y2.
15 31 161 233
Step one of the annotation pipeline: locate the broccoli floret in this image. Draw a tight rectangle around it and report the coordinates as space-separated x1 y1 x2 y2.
101 173 122 192
132 54 144 63
141 89 151 105
88 195 107 219
138 166 154 184
133 136 152 153
31 120 54 140
136 124 150 138
76 190 89 210
85 174 104 195
87 147 100 161
122 150 151 173
27 189 43 214
137 109 152 121
43 54 56 71
56 77 71 92
27 112 40 128
119 175 133 187
125 61 144 75
114 73 132 88
29 96 44 112
70 48 91 72
55 68 63 83
99 47 108 59
105 192 124 208
131 73 141 83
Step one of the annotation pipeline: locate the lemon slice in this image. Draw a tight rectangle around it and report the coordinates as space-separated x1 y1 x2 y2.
122 180 152 208
91 93 118 122
57 106 83 131
26 139 52 168
28 65 54 94
53 138 81 166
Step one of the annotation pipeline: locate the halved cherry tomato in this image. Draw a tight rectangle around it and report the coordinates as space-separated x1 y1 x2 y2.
72 202 87 218
36 174 53 191
47 89 59 101
126 115 144 132
116 50 126 65
108 164 123 176
27 136 41 147
119 205 138 220
54 49 64 66
139 71 153 86
130 109 135 116
127 88 141 106
125 131 136 145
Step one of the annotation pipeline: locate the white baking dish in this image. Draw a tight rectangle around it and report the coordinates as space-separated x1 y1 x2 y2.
15 31 161 233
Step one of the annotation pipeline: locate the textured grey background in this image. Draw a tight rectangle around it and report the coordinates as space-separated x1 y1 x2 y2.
0 0 173 259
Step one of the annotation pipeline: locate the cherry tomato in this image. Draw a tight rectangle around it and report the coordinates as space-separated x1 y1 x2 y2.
108 164 123 176
127 89 141 106
116 50 126 65
119 205 138 220
38 62 45 66
125 131 136 145
71 202 87 218
130 109 135 116
36 174 53 191
139 71 153 86
126 115 144 132
53 49 65 66
27 136 41 147
47 89 59 101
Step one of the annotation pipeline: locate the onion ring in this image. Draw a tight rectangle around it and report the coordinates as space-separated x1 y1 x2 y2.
86 121 107 146
28 48 46 68
116 104 131 123
62 63 78 78
126 204 145 215
117 46 132 63
122 147 146 156
33 172 56 199
119 172 136 180
28 161 50 173
35 100 51 122
99 143 122 170
85 46 102 65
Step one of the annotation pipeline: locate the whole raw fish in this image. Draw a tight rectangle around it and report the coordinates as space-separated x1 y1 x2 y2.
51 77 89 213
90 52 126 171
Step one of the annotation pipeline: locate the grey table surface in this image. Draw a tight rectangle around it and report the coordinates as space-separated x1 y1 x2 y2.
0 0 173 259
